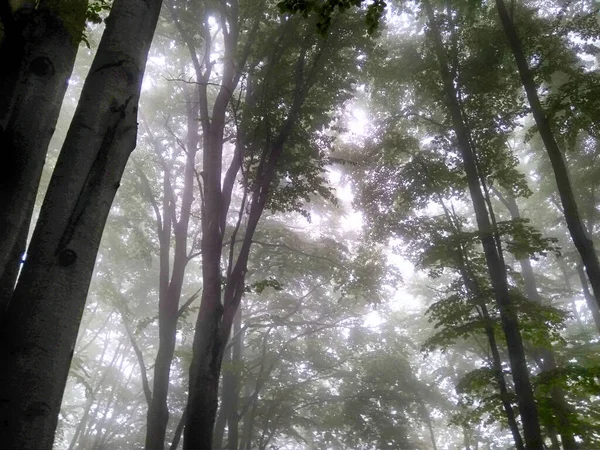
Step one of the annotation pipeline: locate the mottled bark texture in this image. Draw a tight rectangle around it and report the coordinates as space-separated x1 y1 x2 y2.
0 0 162 447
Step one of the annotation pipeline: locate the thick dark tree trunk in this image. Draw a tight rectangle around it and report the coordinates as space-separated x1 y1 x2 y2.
0 0 162 447
0 0 87 304
495 0 600 316
0 201 31 315
422 1 543 448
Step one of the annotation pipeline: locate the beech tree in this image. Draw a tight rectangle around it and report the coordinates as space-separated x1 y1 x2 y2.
0 0 163 446
0 0 88 308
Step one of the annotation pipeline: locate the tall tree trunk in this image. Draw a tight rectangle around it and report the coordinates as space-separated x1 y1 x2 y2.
145 86 199 450
495 0 600 315
0 0 162 446
0 0 87 304
183 7 311 448
422 1 543 448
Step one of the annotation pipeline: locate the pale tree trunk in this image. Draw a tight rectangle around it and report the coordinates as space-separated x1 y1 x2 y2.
144 85 199 450
0 0 87 311
422 1 543 448
495 0 600 316
0 0 162 446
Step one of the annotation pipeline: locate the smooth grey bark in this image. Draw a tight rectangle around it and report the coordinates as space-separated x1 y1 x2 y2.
0 0 162 446
495 0 600 318
0 0 87 310
422 1 543 448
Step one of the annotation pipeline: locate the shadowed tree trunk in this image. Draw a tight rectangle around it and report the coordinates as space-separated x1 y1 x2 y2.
495 0 600 319
0 0 163 446
0 0 88 311
422 0 543 448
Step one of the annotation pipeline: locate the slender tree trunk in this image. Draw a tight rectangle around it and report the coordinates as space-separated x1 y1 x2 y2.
169 410 186 450
577 263 600 332
557 257 586 329
496 191 577 449
422 1 543 448
481 304 525 450
145 86 199 450
0 0 88 303
495 0 600 314
421 405 438 450
0 0 162 446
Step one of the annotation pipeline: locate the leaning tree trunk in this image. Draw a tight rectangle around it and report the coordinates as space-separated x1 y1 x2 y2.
0 0 87 310
495 0 600 314
422 0 543 448
0 0 162 447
